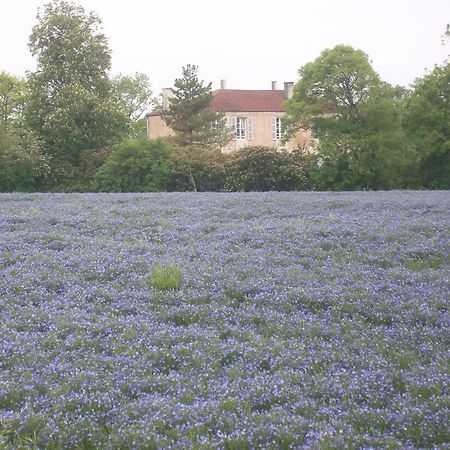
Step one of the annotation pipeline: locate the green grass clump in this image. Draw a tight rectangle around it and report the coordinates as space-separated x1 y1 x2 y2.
146 263 183 291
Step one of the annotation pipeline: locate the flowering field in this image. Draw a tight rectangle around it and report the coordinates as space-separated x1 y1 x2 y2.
0 191 449 449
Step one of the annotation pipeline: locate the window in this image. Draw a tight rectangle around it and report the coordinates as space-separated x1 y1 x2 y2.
272 117 282 140
236 117 246 139
232 117 253 140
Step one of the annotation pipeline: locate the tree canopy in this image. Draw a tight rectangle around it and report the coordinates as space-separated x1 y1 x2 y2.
403 62 450 188
112 72 154 122
285 45 381 130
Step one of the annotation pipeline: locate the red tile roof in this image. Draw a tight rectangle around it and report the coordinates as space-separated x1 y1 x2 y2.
208 89 286 112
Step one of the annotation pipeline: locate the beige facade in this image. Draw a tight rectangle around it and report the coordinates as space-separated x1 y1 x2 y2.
147 113 175 140
146 82 310 152
219 111 309 153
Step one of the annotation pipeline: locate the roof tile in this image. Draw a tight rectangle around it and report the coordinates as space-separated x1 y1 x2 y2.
208 89 286 112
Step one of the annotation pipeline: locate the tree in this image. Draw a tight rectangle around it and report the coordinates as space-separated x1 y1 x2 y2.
403 62 450 188
162 64 229 149
308 92 410 190
0 72 27 126
113 72 153 121
285 45 410 190
112 72 154 139
0 72 49 191
285 45 381 131
25 0 129 187
93 138 172 192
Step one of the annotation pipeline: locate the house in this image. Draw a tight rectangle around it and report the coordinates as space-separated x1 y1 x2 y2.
146 80 310 153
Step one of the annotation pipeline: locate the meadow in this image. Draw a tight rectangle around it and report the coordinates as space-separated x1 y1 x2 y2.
0 191 449 449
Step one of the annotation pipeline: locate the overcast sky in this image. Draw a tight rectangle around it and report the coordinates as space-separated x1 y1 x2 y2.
2 0 449 97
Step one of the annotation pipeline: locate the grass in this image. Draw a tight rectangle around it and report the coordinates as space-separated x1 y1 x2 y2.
146 262 183 291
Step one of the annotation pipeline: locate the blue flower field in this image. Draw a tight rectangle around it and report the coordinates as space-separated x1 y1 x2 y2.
0 191 449 448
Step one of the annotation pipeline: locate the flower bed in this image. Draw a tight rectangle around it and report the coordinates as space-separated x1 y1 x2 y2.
0 191 448 448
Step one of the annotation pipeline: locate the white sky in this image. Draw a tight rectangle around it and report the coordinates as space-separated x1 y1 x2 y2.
1 0 449 97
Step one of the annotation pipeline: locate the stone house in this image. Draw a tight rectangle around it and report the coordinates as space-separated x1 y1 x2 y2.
146 80 309 153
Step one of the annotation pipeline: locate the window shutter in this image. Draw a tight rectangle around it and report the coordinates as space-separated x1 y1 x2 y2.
247 116 253 141
272 117 277 140
231 117 237 140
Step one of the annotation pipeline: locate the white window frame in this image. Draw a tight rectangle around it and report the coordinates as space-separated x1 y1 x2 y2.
272 117 282 140
236 117 246 139
232 116 253 140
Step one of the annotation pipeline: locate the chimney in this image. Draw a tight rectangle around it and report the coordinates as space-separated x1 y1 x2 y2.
284 82 294 99
271 81 277 90
161 88 173 110
220 79 226 90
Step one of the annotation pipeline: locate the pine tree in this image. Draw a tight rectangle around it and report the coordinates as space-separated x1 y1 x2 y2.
162 65 229 150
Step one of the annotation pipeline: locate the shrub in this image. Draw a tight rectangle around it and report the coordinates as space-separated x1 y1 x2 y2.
223 146 310 191
168 146 225 192
146 263 183 291
94 138 173 192
0 127 48 192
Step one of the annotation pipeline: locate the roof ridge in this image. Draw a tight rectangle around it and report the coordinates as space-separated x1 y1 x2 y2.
213 89 283 93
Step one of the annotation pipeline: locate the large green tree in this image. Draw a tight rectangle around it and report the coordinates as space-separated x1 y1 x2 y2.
285 45 381 129
25 0 128 186
403 62 450 188
285 45 410 190
162 64 229 149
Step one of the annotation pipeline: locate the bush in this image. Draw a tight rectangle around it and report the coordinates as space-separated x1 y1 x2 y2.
167 146 225 192
223 146 310 191
94 138 173 192
0 127 48 192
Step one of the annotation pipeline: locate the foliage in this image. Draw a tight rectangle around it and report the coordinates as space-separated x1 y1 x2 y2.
285 45 381 131
286 45 411 190
0 72 27 126
168 146 225 192
403 62 450 189
223 146 310 191
146 263 183 291
309 87 411 190
162 65 229 149
94 138 172 192
25 0 129 186
112 72 154 122
27 0 112 96
0 126 49 191
127 117 148 139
